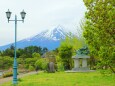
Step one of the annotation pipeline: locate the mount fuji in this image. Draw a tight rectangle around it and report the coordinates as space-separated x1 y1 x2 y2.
0 26 72 50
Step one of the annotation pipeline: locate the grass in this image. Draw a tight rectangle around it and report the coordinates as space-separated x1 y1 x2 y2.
1 71 115 86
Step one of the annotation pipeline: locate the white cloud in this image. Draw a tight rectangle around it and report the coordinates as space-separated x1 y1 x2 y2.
0 0 86 46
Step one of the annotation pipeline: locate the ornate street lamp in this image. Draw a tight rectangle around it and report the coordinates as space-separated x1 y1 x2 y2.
20 10 26 22
6 9 12 22
6 9 26 84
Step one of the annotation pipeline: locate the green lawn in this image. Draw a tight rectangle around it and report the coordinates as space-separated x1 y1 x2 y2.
2 71 115 86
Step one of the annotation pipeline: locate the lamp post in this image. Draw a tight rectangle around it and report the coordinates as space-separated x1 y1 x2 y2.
6 9 26 84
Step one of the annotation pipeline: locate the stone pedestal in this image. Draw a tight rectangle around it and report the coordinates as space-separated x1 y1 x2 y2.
72 58 79 71
74 58 79 68
82 58 87 67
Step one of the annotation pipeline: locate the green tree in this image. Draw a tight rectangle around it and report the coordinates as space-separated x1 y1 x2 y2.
23 46 47 57
25 58 38 69
43 51 56 63
0 56 13 69
58 35 83 70
62 35 82 53
83 0 115 73
32 52 41 59
58 44 73 70
2 48 14 57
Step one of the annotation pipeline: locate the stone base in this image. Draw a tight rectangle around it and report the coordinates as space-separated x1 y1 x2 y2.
65 70 95 73
65 67 95 72
72 67 89 71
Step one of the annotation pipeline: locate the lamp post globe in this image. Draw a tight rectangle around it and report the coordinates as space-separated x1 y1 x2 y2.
20 10 26 20
6 9 12 22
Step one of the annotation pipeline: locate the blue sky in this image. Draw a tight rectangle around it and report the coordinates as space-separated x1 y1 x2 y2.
0 0 86 46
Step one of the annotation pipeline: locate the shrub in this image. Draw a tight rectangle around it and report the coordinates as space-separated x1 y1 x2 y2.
18 78 22 82
57 62 64 71
0 56 13 70
25 58 37 69
35 58 48 70
100 69 113 76
29 65 35 71
3 72 13 78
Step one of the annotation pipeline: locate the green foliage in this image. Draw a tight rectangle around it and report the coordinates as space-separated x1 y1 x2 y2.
3 71 13 78
24 46 42 57
100 69 113 76
17 58 24 64
58 43 73 70
32 52 40 58
1 45 48 58
25 58 37 69
0 45 48 70
58 35 83 70
18 78 23 82
0 56 13 69
57 62 64 71
2 48 14 57
83 0 115 73
61 35 82 53
59 44 73 59
35 58 48 70
28 65 35 71
43 51 56 63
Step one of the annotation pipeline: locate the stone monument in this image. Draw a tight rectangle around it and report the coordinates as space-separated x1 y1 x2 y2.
48 62 55 73
72 46 90 72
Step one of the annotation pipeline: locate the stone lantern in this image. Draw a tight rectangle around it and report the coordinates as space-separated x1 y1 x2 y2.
72 46 90 72
72 55 90 71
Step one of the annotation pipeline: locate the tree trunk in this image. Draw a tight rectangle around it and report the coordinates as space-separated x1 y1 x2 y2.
109 65 115 74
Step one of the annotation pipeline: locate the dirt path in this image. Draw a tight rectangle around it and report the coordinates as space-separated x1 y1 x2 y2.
0 71 37 85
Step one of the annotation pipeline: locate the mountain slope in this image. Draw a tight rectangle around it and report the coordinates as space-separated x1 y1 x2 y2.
0 26 70 50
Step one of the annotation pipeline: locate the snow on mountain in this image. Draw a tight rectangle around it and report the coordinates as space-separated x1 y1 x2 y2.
25 25 67 41
0 25 71 50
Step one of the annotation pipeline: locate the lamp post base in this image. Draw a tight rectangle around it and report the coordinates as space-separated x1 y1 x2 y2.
13 58 18 84
13 79 18 84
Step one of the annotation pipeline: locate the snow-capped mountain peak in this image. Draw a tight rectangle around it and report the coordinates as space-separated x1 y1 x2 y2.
27 25 68 41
